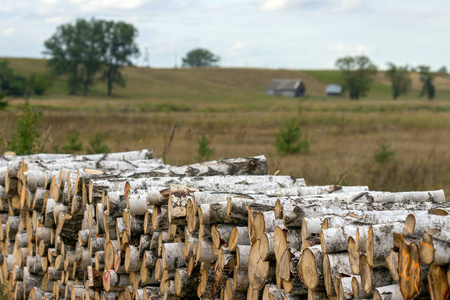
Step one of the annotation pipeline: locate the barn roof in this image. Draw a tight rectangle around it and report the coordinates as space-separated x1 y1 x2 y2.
267 78 303 91
326 84 343 94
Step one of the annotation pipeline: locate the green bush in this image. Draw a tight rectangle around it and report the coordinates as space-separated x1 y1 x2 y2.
0 93 7 110
197 134 214 161
374 140 395 164
8 101 43 155
86 132 110 154
275 118 310 155
29 73 51 95
62 131 83 154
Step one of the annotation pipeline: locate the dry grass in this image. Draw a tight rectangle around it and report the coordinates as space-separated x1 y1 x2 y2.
1 58 450 199
1 98 450 200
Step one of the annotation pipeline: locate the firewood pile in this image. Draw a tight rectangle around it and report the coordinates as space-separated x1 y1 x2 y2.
0 149 449 300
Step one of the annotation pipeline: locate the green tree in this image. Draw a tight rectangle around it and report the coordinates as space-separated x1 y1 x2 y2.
335 55 377 100
374 140 395 164
197 134 214 160
0 60 27 96
8 102 43 155
86 132 110 154
438 66 448 76
0 92 7 109
100 21 140 96
62 131 83 154
0 60 14 92
417 66 435 100
29 73 51 95
182 48 220 68
385 63 411 100
44 20 85 94
275 118 309 155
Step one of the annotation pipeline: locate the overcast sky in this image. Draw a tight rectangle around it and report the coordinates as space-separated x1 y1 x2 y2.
1 0 449 69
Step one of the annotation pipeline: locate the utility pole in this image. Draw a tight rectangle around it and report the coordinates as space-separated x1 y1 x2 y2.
143 46 150 68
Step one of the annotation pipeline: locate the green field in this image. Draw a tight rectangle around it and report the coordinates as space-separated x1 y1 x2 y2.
1 57 450 199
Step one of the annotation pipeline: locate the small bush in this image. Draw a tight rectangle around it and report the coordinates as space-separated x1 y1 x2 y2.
86 132 110 154
275 118 310 155
374 140 395 164
0 93 7 110
29 73 51 95
62 131 83 154
197 134 214 161
8 101 43 155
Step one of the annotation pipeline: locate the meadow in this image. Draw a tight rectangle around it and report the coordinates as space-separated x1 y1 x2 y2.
1 58 450 199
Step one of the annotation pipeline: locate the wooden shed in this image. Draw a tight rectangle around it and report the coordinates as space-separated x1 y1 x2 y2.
266 78 306 97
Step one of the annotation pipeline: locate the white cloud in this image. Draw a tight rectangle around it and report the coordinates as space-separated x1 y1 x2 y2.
229 42 245 55
2 27 15 35
329 43 346 52
338 0 363 11
41 0 58 4
45 16 66 23
71 0 146 11
260 0 288 12
357 45 367 54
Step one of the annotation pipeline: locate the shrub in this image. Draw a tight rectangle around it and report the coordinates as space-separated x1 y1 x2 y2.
86 132 110 154
374 140 395 164
29 73 51 95
0 93 7 109
8 101 43 155
275 118 309 155
197 134 214 160
62 131 83 154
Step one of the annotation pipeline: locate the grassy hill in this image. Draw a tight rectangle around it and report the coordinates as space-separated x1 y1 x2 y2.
4 58 450 107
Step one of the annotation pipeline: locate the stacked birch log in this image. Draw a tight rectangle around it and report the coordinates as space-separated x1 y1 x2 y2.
0 149 449 300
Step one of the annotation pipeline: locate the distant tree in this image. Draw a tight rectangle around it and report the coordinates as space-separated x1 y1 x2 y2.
0 60 27 96
0 61 14 92
182 48 220 68
44 19 139 96
417 65 435 100
100 21 140 96
385 63 411 100
0 92 7 109
275 118 309 155
28 73 51 95
197 134 214 161
44 20 85 94
335 55 377 100
80 19 105 95
86 132 110 154
438 66 448 76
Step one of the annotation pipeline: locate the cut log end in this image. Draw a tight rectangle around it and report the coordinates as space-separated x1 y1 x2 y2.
300 247 319 290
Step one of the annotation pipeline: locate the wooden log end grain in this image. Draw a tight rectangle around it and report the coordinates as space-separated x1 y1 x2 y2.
298 246 323 290
427 264 449 300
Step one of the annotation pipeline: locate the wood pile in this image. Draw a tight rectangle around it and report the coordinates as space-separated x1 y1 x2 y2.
0 149 449 300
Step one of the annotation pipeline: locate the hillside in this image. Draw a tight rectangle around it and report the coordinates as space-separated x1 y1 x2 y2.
3 57 450 104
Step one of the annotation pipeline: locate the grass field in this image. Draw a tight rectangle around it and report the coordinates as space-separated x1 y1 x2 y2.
1 57 450 199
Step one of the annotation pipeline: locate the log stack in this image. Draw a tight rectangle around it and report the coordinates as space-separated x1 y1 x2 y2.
0 149 449 300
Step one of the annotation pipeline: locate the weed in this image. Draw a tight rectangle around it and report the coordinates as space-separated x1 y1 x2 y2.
162 124 178 163
197 134 214 160
8 101 43 155
275 118 309 155
374 140 395 164
62 131 83 154
86 132 110 154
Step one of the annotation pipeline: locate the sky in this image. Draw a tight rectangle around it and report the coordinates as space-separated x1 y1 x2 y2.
1 0 449 70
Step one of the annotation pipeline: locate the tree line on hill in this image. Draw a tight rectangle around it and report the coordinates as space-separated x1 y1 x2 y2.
0 16 447 100
335 55 447 101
